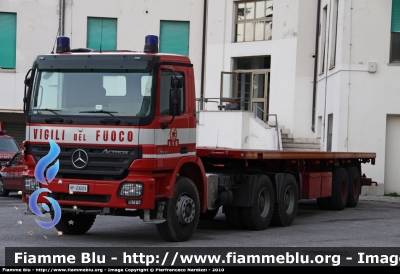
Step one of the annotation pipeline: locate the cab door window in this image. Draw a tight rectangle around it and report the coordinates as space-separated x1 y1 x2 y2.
159 71 184 116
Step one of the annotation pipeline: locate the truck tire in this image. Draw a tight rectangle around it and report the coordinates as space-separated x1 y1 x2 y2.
224 206 245 229
346 166 361 207
156 176 200 242
200 207 220 221
52 212 96 235
329 167 349 210
271 173 298 227
0 178 10 197
239 175 274 230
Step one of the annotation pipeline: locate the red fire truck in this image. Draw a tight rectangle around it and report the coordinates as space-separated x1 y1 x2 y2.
21 35 376 242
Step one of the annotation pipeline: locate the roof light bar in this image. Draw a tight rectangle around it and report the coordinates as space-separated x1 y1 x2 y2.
56 36 71 53
144 35 158 53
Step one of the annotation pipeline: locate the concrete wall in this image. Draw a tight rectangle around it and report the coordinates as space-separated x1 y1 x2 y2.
197 111 277 150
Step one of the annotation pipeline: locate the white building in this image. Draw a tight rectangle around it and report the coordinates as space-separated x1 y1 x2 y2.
1 0 399 194
202 0 400 195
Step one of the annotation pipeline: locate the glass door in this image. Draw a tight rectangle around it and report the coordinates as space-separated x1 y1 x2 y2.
220 69 270 121
251 71 268 121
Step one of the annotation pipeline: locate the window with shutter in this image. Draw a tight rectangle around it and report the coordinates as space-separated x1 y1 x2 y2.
87 17 117 51
159 21 190 56
0 12 17 69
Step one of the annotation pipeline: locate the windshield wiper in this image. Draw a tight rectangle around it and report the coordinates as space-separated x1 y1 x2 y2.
79 110 132 125
35 108 72 124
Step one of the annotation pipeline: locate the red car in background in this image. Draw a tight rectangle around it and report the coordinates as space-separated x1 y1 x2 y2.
0 122 21 196
0 150 25 196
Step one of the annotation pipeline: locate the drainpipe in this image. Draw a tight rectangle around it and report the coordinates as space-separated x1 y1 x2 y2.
200 0 208 110
311 0 321 132
59 0 65 36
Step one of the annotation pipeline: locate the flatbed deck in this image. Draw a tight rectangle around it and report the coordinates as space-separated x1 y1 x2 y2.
196 147 376 164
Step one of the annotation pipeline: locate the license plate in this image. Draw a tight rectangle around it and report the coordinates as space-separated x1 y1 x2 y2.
69 184 88 193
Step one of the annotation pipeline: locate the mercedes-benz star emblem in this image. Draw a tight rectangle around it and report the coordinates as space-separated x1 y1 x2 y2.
71 149 89 169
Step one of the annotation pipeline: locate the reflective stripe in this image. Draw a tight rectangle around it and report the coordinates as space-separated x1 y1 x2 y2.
142 152 196 158
26 125 197 145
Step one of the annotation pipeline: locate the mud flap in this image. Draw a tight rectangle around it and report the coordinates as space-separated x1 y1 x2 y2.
229 175 257 207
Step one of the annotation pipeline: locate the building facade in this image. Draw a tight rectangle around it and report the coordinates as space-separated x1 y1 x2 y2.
0 0 205 144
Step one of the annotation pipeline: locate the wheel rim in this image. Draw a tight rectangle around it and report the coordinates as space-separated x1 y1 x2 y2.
175 194 196 225
0 180 3 195
283 186 295 214
258 188 271 218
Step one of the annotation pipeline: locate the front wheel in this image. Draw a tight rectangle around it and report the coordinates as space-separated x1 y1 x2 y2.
0 178 10 197
51 211 96 235
156 176 200 242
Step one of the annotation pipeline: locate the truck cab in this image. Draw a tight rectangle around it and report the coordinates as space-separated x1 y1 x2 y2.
21 35 205 242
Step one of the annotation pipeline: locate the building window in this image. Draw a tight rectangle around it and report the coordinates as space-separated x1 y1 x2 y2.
235 0 273 42
319 5 328 74
327 114 333 152
329 0 339 69
87 17 117 50
391 0 400 62
0 12 17 69
160 21 190 56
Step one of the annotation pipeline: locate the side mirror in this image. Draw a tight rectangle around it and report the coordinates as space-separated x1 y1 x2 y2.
169 89 181 116
170 75 183 89
24 76 31 85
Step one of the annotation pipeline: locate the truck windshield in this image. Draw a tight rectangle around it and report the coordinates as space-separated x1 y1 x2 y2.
29 69 153 117
0 138 19 152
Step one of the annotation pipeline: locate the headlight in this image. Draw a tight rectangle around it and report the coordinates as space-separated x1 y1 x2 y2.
24 177 40 193
118 182 143 198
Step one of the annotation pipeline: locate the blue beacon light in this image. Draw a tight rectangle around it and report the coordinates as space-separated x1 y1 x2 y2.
144 35 159 53
56 36 70 53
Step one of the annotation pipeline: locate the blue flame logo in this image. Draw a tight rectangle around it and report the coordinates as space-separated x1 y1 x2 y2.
29 138 62 229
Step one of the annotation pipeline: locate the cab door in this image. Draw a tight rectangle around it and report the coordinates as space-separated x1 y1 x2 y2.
12 152 24 190
154 66 190 169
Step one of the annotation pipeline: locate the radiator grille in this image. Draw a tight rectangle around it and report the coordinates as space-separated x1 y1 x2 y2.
27 144 141 181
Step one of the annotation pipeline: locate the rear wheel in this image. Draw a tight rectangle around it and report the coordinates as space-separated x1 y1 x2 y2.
329 168 349 210
0 178 10 197
240 175 274 230
346 166 361 207
156 176 200 242
271 174 298 226
52 212 96 235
